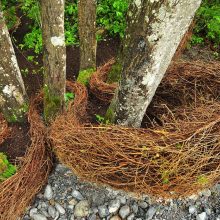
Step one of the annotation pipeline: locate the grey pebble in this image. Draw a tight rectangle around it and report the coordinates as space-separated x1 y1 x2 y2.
55 203 66 215
41 210 49 218
127 213 135 220
138 201 149 209
54 211 60 220
74 200 90 217
131 203 139 213
118 196 126 205
72 190 84 200
146 206 157 220
196 212 207 220
88 213 97 220
202 189 212 197
98 205 110 218
32 213 47 220
189 205 197 214
29 208 38 217
108 199 121 213
68 204 74 210
119 205 130 219
70 214 75 220
205 208 211 215
44 185 53 200
48 205 56 218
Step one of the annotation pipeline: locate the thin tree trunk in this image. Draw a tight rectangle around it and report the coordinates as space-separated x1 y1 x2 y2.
106 0 201 128
77 0 96 85
41 0 66 122
0 5 28 122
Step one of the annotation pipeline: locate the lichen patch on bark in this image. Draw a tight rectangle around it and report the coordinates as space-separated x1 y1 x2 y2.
50 36 65 47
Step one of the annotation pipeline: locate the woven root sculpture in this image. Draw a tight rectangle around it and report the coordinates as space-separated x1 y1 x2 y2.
0 94 52 220
89 59 117 102
50 60 220 198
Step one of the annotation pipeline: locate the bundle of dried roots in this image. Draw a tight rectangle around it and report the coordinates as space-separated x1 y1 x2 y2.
50 60 220 198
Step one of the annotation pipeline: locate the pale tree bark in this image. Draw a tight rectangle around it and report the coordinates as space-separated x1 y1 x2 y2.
41 0 66 122
77 0 97 85
106 0 201 128
0 4 28 122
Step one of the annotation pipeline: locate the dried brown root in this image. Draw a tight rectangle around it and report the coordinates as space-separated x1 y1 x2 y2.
0 94 52 220
89 59 117 102
51 60 220 199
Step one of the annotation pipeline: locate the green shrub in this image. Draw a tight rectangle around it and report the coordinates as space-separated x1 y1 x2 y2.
1 0 18 30
0 152 17 182
2 0 129 54
97 0 129 38
192 0 220 49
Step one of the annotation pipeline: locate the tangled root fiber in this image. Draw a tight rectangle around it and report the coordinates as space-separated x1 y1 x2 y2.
50 60 220 198
0 95 52 220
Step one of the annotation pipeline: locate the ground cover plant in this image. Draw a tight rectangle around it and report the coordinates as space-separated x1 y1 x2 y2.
1 0 129 54
0 153 16 182
1 0 219 56
192 0 220 53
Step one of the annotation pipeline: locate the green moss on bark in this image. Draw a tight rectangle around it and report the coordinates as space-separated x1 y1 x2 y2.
105 98 116 123
107 62 122 83
77 68 95 85
44 86 62 123
3 102 29 123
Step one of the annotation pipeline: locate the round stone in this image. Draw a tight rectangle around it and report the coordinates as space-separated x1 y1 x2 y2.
74 200 90 217
196 212 207 220
108 199 121 213
189 205 197 214
44 185 53 200
55 203 66 215
119 205 130 219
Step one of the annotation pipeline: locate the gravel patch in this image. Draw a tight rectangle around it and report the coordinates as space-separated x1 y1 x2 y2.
21 164 220 220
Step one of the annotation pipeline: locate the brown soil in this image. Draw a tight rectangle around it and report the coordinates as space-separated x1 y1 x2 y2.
0 121 30 162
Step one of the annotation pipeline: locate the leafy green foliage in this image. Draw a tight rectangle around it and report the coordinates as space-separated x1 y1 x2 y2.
1 0 18 30
1 0 129 54
64 92 74 103
95 114 110 124
97 0 129 38
65 1 78 46
192 0 220 49
0 152 17 182
22 27 42 54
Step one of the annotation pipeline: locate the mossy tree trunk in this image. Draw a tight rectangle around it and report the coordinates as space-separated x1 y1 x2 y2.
106 0 201 128
40 0 66 122
0 4 28 122
77 0 96 85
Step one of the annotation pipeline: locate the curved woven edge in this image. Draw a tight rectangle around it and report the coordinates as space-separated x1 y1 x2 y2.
0 94 52 220
51 60 220 199
66 80 88 125
89 59 117 102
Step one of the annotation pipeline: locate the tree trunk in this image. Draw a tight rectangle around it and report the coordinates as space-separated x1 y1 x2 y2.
106 0 201 128
77 0 96 85
41 0 66 122
0 5 28 122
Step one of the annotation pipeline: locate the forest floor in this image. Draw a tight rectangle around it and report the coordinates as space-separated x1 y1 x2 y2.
1 38 218 163
0 17 220 220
